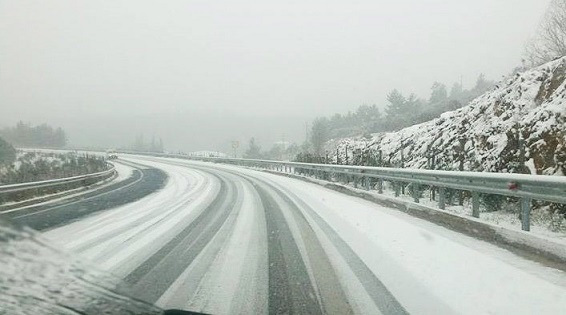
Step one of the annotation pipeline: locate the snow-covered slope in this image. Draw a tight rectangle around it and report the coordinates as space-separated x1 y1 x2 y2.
329 57 566 175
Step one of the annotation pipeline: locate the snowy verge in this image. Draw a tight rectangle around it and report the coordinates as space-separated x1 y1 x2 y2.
261 169 566 268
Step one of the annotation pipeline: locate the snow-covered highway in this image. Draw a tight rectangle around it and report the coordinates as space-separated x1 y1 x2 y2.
43 155 566 314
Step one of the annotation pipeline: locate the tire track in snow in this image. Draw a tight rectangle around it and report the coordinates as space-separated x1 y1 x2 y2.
258 175 409 315
165 162 359 314
154 167 268 314
124 171 237 303
254 182 323 314
44 156 408 314
132 157 351 313
68 171 212 255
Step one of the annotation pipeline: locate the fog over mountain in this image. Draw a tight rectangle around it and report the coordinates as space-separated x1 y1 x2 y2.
0 0 550 152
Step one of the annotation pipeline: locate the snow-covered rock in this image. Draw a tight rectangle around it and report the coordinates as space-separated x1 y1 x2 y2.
329 57 566 176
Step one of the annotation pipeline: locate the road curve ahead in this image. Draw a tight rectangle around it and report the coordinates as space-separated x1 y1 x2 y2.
43 155 566 315
2 160 167 231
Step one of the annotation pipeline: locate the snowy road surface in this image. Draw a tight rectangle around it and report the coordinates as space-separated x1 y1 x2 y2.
43 155 566 314
2 160 167 231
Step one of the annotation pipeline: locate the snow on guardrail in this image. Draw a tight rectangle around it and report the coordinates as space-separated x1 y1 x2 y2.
0 164 116 194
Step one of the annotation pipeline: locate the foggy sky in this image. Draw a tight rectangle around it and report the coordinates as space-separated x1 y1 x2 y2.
0 0 550 153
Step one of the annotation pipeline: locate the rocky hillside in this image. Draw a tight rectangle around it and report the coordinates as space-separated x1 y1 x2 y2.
328 57 566 176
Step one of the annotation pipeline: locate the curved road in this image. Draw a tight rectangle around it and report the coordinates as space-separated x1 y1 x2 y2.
42 155 566 314
2 160 167 231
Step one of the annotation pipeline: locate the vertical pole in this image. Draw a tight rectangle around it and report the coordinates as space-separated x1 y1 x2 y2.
459 142 464 206
394 182 400 197
364 177 370 190
438 187 446 210
431 153 436 200
353 176 358 188
519 137 526 173
431 154 436 169
472 191 480 218
400 144 405 195
521 197 531 231
377 178 383 194
412 184 420 203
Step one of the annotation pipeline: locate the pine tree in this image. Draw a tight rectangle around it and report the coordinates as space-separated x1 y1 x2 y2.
385 89 410 130
473 74 491 94
310 118 329 155
244 137 262 159
449 82 463 100
0 136 16 165
429 82 448 104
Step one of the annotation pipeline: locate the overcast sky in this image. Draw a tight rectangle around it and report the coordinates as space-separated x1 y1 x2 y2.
0 0 550 152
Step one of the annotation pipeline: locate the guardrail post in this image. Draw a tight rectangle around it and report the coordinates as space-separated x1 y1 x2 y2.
353 176 358 188
364 177 370 190
377 178 383 194
521 197 531 231
394 182 400 197
438 187 446 210
472 192 480 218
519 137 526 173
412 184 419 203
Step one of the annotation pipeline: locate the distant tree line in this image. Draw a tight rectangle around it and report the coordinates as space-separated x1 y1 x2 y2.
303 0 566 159
243 137 302 161
307 74 494 155
0 122 68 148
130 134 164 153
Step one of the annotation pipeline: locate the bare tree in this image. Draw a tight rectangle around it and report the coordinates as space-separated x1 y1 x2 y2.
525 0 566 66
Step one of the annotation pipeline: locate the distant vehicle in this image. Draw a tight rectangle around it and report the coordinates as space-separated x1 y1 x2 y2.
106 150 118 160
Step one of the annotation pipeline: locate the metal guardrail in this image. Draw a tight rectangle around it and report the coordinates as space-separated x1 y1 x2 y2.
123 151 566 232
0 164 116 195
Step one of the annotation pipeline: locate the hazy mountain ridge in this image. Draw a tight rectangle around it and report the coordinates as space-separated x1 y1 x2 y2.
328 57 566 176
